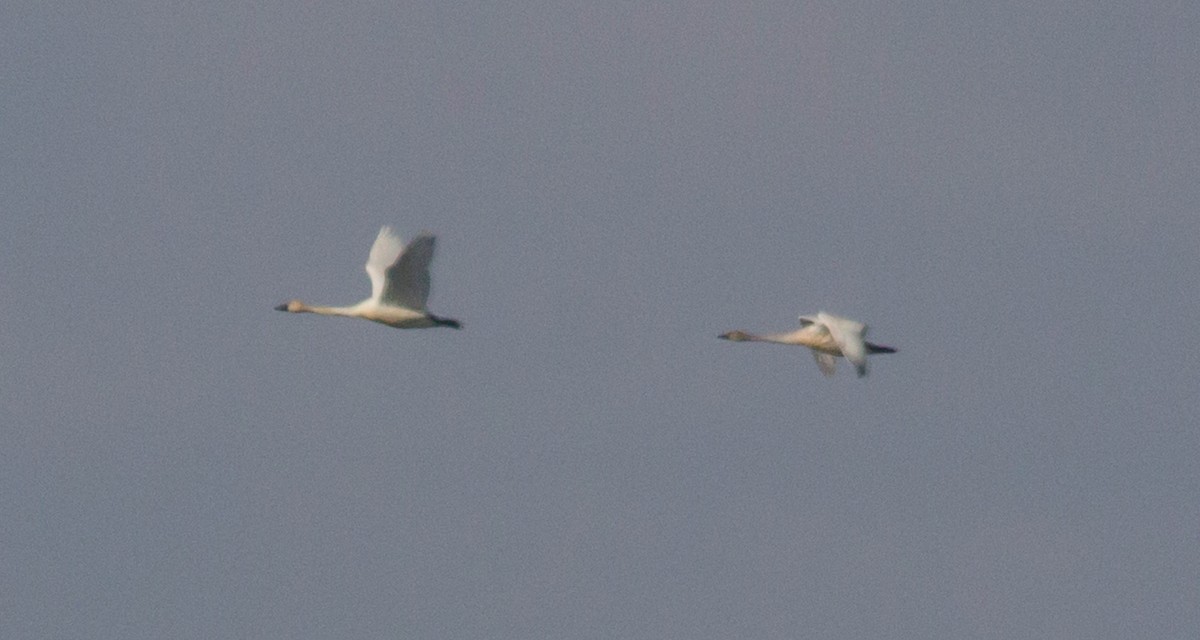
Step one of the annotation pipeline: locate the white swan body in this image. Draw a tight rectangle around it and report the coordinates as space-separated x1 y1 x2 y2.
276 226 460 329
719 311 894 377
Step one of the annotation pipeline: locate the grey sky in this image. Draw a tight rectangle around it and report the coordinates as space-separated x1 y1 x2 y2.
3 2 1198 638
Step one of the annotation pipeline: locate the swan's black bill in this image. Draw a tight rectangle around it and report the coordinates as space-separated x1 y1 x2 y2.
274 303 288 311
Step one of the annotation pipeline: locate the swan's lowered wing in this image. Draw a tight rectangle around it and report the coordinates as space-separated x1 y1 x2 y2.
811 350 837 377
819 312 868 377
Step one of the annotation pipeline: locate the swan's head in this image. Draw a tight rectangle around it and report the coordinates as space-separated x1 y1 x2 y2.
718 330 755 342
275 300 307 313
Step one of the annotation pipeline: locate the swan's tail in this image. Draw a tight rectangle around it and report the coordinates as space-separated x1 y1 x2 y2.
866 342 896 354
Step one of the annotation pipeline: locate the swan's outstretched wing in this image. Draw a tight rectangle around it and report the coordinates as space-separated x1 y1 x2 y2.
811 350 837 377
366 226 406 302
381 234 435 310
819 312 868 377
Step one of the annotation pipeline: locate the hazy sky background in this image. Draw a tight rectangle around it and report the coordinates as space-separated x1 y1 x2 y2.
4 2 1198 638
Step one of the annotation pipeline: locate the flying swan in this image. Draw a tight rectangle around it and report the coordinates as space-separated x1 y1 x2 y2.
275 226 461 329
719 311 895 377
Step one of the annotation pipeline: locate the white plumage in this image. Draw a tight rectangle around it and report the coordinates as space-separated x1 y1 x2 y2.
719 311 895 377
275 226 460 330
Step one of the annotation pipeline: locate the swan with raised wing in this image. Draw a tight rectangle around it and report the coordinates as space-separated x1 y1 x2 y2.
719 311 894 377
275 226 461 329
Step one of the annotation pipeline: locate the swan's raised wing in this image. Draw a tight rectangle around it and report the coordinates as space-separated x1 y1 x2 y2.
811 350 837 376
366 226 406 302
819 312 868 377
381 234 435 310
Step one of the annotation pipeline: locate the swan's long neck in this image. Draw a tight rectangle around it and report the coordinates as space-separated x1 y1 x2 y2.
722 327 838 351
756 331 809 345
720 329 803 345
298 303 360 318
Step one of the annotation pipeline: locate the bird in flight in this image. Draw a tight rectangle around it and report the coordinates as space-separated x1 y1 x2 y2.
275 226 461 329
719 311 895 377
